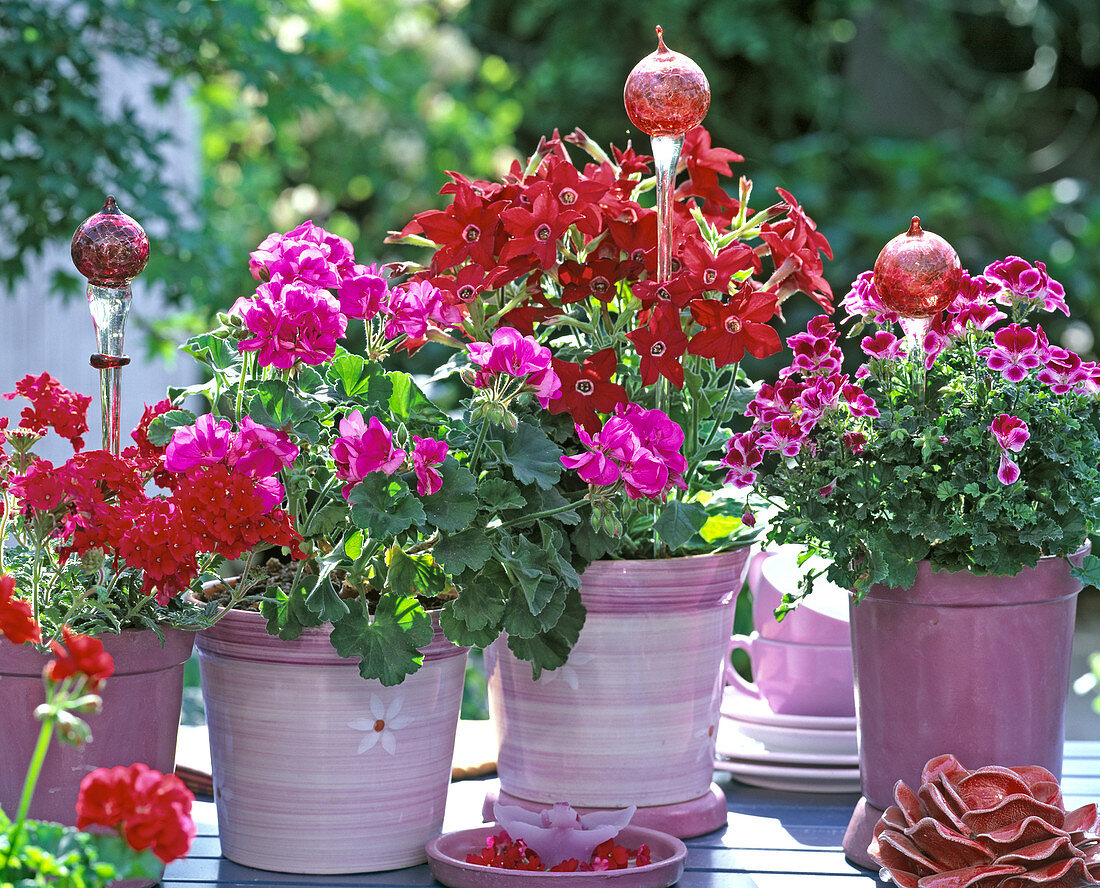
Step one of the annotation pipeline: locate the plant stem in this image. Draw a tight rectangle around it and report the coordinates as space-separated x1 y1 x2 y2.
468 421 490 475
2 709 56 872
234 351 253 424
495 496 588 530
687 365 739 489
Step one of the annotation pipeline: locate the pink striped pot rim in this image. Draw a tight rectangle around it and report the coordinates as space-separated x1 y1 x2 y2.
578 549 749 614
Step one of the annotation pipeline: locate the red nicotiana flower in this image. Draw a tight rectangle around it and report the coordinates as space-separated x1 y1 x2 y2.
536 155 609 236
0 574 41 645
675 125 743 218
77 763 197 864
499 182 584 270
3 372 93 451
549 349 628 433
404 181 503 273
428 264 509 306
557 257 624 305
632 272 699 310
688 287 782 367
627 303 689 388
681 236 759 294
47 626 115 690
760 188 834 311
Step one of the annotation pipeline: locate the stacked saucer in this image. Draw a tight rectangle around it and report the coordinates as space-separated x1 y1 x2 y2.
715 686 860 792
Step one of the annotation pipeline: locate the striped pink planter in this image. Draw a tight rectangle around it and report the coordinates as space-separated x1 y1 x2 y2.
0 627 194 824
195 608 468 874
486 550 749 818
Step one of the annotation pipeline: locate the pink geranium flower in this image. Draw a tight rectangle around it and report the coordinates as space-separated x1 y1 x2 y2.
758 416 810 457
165 415 233 472
228 417 299 480
560 426 624 487
331 410 407 496
842 271 897 325
411 436 448 496
990 413 1029 486
984 256 1068 315
237 278 347 369
385 279 461 340
467 328 561 408
721 431 763 489
1038 346 1089 394
785 316 842 378
979 323 1042 383
338 263 389 320
860 331 905 362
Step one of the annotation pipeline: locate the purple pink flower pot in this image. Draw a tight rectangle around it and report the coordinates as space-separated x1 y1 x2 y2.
485 550 749 837
0 627 194 825
195 607 468 874
842 549 1086 868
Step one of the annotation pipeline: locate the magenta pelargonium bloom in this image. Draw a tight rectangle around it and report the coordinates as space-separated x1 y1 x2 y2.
861 331 905 362
785 316 842 378
721 431 764 489
249 220 356 287
411 436 448 496
560 426 623 487
984 256 1069 316
467 328 562 408
385 279 462 341
331 409 407 497
237 278 347 369
980 323 1043 383
228 417 299 480
165 414 233 472
990 413 1029 486
339 263 389 321
1038 346 1090 395
842 270 898 325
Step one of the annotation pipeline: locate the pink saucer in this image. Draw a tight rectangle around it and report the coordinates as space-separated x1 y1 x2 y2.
483 783 728 839
426 825 686 888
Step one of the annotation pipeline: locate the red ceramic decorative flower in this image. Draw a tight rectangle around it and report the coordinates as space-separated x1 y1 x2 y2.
870 754 1100 888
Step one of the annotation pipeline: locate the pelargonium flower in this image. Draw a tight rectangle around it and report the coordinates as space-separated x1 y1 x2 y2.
248 220 353 287
77 763 197 864
984 256 1069 315
0 574 40 645
3 372 93 451
843 383 879 418
842 270 898 325
795 375 844 423
237 278 347 369
1038 346 1089 394
47 626 115 690
990 413 1030 485
228 416 299 480
331 410 407 496
758 416 811 457
467 327 562 408
861 331 905 362
165 414 234 473
947 271 1005 335
786 316 842 378
385 279 461 341
411 436 448 496
746 380 805 425
338 263 389 320
979 323 1043 383
721 431 764 489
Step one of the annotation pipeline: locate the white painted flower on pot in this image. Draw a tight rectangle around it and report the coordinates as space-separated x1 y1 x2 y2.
349 694 414 755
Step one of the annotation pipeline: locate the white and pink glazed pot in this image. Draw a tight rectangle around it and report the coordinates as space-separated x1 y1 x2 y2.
195 608 467 874
486 549 749 835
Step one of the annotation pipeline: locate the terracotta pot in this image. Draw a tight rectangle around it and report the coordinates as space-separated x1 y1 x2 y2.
843 548 1086 867
0 627 194 825
195 607 468 874
485 549 749 829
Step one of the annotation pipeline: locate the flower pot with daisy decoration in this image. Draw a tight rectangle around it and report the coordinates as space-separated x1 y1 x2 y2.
162 221 587 872
387 29 834 837
731 220 1100 868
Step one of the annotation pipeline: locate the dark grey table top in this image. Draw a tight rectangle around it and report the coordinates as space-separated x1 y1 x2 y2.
164 741 1100 887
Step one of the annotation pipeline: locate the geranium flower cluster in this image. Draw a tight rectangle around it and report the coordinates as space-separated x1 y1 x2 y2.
330 409 448 497
76 763 196 864
0 574 39 645
735 250 1100 599
389 126 833 555
465 830 652 872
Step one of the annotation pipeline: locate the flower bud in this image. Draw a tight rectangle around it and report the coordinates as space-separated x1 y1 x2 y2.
55 711 92 747
81 548 106 573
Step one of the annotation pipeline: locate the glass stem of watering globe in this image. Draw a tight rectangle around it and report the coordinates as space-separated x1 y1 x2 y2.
899 315 931 406
652 134 684 284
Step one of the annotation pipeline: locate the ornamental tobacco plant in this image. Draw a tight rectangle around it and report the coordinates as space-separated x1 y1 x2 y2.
162 221 586 682
387 125 833 571
724 256 1100 604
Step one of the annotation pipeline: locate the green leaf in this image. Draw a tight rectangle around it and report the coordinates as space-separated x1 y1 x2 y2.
146 409 197 446
304 577 350 623
420 458 478 532
386 547 446 598
503 421 563 489
329 594 433 686
653 500 709 550
478 477 527 512
345 529 364 560
327 353 393 403
498 533 560 617
248 380 322 429
1072 553 1100 590
434 527 493 574
570 519 616 561
348 474 426 538
389 371 446 423
445 566 508 631
506 586 586 678
260 586 323 640
440 599 503 648
181 332 237 370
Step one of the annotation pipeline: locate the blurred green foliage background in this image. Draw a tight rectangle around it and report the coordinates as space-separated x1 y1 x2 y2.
1 0 1098 356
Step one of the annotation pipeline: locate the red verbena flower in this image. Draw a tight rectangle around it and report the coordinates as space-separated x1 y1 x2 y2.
47 626 114 690
3 372 93 451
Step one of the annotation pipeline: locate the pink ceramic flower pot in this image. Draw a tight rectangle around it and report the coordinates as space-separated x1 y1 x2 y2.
486 550 749 822
0 627 194 824
195 608 468 874
843 549 1086 867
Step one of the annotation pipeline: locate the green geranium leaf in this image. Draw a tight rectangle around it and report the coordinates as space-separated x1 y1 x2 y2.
385 547 446 598
498 533 559 617
440 599 504 648
330 594 433 686
181 331 237 370
146 409 198 446
503 576 569 638
478 477 527 512
328 354 392 403
654 500 709 550
348 474 426 538
345 529 364 560
303 577 350 624
504 421 563 489
260 585 323 640
389 371 446 424
1072 553 1100 590
248 380 322 429
570 519 616 562
445 566 508 631
506 586 586 679
420 458 478 533
434 527 492 574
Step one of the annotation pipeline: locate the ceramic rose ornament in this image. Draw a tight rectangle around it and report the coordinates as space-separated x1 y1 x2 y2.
870 754 1100 887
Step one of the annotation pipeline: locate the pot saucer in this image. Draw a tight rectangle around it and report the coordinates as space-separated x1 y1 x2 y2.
713 759 861 793
715 718 859 766
720 685 856 731
426 825 686 888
